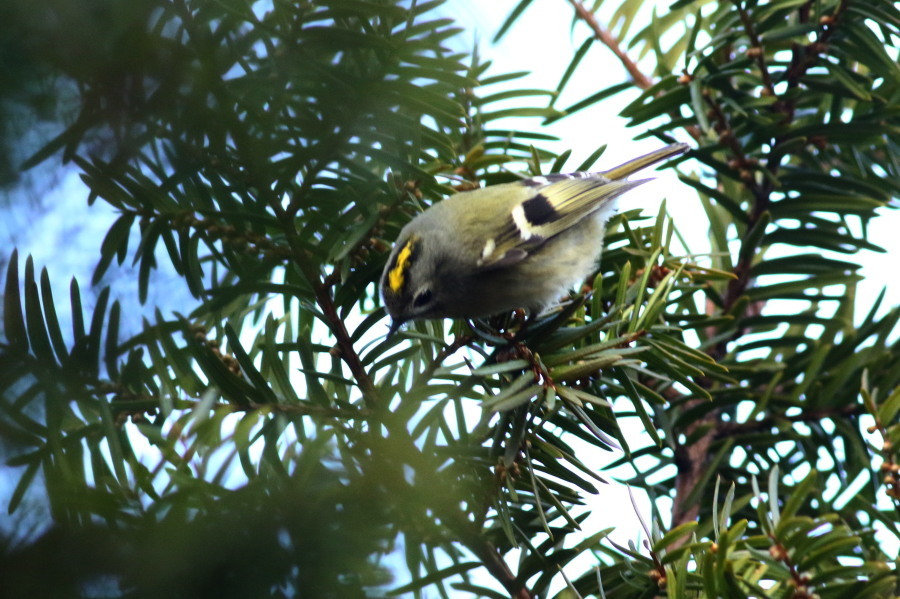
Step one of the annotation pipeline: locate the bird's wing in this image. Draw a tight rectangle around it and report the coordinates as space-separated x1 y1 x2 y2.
475 142 688 270
475 176 646 269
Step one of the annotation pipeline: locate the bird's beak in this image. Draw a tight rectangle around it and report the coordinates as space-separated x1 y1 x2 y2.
387 318 404 339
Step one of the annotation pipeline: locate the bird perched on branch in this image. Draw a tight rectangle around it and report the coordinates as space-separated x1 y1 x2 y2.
381 143 689 335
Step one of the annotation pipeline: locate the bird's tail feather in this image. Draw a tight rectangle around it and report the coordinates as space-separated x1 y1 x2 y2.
602 143 689 180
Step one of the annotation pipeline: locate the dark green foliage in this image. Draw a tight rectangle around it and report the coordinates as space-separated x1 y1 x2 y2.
513 0 900 595
2 439 394 598
2 0 899 598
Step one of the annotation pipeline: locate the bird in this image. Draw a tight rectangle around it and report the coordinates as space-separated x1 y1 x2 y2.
380 143 689 335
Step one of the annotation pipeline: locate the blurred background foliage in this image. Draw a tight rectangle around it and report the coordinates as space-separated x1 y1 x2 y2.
1 0 899 597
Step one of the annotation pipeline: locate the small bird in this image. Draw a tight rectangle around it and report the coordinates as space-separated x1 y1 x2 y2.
381 143 689 334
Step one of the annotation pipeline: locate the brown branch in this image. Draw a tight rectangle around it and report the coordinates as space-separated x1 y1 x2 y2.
780 0 848 124
767 538 817 599
714 0 850 337
315 283 382 409
736 3 775 96
672 423 715 526
671 87 771 524
671 392 864 526
862 390 900 514
715 405 862 439
566 0 654 91
565 0 722 526
268 200 383 411
272 137 390 411
670 0 853 529
473 544 533 599
456 520 533 599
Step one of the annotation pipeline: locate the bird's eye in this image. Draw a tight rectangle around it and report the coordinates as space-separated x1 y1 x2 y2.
413 289 433 308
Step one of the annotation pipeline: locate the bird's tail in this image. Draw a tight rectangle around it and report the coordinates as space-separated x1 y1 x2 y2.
602 143 689 180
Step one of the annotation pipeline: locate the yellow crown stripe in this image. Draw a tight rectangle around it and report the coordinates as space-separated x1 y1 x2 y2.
388 238 417 293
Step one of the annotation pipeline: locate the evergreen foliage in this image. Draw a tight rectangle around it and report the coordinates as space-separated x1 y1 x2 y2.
1 0 898 597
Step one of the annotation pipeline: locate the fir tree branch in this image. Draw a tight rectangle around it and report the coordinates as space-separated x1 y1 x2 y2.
270 201 382 411
671 0 854 528
456 522 533 599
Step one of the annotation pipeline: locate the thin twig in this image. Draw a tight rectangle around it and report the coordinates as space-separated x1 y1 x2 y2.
460 527 534 599
566 0 654 90
269 199 382 410
736 2 775 96
716 405 863 438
